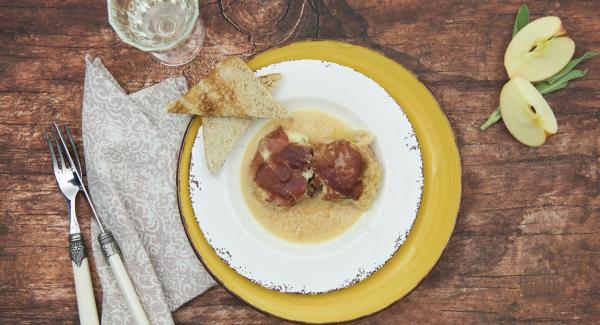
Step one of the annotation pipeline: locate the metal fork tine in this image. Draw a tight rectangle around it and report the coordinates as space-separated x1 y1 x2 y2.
52 122 105 233
64 125 83 177
51 126 66 170
44 130 60 177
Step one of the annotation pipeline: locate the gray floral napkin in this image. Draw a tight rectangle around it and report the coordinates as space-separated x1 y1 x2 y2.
82 56 215 324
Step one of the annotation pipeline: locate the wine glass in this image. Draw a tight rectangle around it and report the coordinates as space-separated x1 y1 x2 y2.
107 0 205 66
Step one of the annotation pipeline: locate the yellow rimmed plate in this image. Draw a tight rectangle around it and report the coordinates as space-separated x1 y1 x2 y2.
178 40 462 323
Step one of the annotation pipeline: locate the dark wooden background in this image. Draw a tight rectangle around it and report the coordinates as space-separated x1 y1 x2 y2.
2 0 599 323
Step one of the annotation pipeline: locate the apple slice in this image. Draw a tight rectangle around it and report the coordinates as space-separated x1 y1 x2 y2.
505 16 575 82
500 77 558 146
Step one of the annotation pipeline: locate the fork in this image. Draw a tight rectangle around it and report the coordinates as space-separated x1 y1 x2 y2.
51 123 151 325
46 127 100 325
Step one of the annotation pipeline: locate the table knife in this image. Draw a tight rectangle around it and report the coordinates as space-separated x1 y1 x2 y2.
53 123 151 325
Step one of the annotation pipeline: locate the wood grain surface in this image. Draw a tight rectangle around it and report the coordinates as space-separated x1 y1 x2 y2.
1 0 599 323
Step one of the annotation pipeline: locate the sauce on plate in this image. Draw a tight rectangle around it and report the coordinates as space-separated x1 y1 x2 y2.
240 110 381 243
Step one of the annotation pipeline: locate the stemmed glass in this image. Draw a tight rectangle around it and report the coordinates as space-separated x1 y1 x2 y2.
107 0 205 66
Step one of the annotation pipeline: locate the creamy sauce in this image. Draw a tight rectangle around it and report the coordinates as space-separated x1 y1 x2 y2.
241 110 381 243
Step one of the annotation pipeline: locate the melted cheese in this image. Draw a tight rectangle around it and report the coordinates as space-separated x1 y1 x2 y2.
240 110 381 243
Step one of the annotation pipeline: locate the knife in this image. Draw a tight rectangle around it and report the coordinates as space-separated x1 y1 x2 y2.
53 123 151 325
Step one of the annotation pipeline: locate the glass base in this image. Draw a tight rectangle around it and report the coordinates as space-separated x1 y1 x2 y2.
151 18 205 66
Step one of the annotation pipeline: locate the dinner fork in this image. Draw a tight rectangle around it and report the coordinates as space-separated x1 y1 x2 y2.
46 127 99 325
51 123 151 325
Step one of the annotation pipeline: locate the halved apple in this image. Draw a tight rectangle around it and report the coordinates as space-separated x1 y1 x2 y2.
500 77 558 146
505 16 575 82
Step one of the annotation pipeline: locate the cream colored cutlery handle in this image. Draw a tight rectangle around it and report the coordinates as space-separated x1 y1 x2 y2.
72 258 100 325
69 233 99 325
108 254 150 325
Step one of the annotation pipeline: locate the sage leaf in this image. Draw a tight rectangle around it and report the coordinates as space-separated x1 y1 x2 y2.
480 5 596 132
537 81 569 95
480 80 572 131
480 107 502 131
545 51 598 84
512 4 529 37
481 4 529 131
536 69 587 94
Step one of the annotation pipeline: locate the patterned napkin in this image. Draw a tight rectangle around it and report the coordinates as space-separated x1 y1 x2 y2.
81 56 215 324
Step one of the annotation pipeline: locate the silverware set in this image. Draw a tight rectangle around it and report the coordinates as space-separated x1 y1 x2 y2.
46 122 150 325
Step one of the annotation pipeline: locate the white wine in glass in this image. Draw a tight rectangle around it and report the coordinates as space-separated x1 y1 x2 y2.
107 0 205 66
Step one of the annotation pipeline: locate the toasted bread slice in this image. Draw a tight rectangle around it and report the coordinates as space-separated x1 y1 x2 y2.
166 57 286 118
257 73 282 91
203 117 252 174
203 74 282 174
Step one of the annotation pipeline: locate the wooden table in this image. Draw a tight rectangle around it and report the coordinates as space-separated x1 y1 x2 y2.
2 0 599 323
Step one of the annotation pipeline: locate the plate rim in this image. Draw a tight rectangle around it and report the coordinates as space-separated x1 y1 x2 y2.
177 39 463 323
189 58 424 294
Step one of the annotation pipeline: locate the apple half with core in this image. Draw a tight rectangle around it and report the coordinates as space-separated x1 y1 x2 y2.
505 16 575 82
500 77 558 147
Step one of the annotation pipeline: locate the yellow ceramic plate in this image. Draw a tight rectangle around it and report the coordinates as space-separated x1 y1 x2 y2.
178 40 462 323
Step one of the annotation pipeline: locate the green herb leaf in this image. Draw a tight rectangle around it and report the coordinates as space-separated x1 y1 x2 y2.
536 69 587 94
545 51 598 84
481 5 596 132
512 4 529 38
480 78 574 131
481 4 528 131
480 107 502 131
539 81 570 95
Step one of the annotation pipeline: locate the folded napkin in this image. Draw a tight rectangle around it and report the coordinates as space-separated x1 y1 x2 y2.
82 56 215 324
